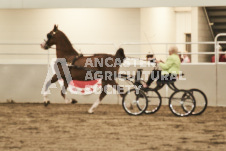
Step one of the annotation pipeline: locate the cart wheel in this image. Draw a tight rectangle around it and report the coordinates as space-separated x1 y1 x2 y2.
144 89 162 114
122 89 148 116
182 89 207 115
169 90 196 117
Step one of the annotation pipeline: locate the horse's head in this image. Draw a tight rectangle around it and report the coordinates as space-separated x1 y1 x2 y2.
41 25 59 50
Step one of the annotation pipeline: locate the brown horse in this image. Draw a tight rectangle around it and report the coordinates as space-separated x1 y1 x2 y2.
41 25 125 113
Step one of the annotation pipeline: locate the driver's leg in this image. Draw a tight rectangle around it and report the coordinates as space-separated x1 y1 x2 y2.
146 70 161 87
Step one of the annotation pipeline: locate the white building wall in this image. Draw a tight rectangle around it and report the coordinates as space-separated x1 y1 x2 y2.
0 7 212 64
140 7 176 60
0 8 140 64
175 11 191 52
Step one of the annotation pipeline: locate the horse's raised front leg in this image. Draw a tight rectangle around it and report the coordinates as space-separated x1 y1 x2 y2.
43 74 58 106
88 81 107 114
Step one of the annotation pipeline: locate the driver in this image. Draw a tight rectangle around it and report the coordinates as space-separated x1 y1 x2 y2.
143 46 181 88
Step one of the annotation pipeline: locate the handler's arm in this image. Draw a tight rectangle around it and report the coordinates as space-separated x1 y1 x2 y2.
159 56 173 70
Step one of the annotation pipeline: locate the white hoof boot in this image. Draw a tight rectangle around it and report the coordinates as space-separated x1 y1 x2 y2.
88 99 100 114
65 99 70 104
88 109 94 114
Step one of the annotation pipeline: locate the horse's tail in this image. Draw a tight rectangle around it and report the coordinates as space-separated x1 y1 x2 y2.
115 48 126 65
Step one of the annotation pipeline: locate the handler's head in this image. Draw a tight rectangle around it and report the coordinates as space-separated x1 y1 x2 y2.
169 46 178 55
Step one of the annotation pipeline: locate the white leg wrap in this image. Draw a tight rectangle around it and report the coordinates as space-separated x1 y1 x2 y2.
43 93 49 102
88 99 100 114
65 98 71 104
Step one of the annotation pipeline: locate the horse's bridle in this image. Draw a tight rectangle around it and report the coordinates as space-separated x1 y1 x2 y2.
47 33 52 40
47 31 56 39
44 31 57 49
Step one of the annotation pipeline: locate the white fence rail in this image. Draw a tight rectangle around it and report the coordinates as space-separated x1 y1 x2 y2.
0 41 223 64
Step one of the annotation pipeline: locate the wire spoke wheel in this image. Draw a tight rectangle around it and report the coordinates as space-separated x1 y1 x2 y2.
183 89 207 115
145 90 162 114
122 89 148 116
169 90 196 117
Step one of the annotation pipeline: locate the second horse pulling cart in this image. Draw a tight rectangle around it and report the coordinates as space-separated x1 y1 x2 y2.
119 66 208 117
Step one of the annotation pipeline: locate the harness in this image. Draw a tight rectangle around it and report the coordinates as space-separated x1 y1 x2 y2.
68 54 97 73
69 65 97 73
71 54 84 65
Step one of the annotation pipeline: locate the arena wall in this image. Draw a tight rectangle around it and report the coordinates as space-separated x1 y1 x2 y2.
0 64 225 107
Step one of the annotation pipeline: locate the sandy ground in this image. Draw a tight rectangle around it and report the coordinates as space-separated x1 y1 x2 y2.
0 103 226 151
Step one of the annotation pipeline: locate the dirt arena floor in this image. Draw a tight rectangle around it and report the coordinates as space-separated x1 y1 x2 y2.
0 103 226 151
